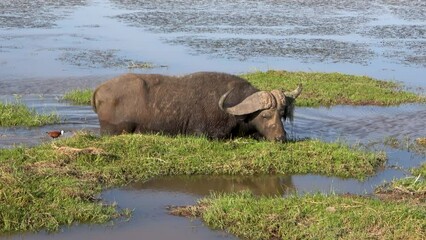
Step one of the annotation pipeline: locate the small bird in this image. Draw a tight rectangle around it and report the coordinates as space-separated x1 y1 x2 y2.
46 130 64 139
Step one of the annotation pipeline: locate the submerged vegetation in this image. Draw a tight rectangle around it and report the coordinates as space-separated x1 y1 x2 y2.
242 70 425 107
171 191 425 240
62 70 425 107
0 101 60 127
384 136 426 156
0 132 385 233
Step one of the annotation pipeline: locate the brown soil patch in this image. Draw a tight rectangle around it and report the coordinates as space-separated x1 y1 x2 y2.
52 145 108 157
375 187 426 205
167 204 207 218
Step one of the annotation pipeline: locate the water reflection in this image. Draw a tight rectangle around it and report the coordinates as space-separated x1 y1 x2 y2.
128 175 296 197
10 189 237 240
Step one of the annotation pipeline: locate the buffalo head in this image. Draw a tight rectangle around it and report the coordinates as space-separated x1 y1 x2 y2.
219 84 302 141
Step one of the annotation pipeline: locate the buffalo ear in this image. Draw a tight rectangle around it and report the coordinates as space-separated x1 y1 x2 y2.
219 90 273 116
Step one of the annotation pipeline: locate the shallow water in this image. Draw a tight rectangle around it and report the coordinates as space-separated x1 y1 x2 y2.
1 0 425 239
1 0 425 89
11 188 237 240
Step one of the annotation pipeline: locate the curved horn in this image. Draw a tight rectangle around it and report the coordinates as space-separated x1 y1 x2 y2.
284 84 303 98
218 88 234 111
219 90 274 116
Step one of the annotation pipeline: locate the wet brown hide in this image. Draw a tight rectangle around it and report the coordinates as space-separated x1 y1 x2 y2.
92 72 300 141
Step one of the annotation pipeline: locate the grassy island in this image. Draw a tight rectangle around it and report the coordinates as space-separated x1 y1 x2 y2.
171 191 425 240
63 71 425 107
0 133 385 233
0 101 59 127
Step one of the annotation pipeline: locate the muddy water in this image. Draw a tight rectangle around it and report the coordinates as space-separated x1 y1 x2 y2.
1 0 425 239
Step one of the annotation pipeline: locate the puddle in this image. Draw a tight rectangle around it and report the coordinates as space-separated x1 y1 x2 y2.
1 0 425 239
9 189 237 240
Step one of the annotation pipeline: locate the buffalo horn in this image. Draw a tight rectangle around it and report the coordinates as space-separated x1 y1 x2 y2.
284 84 303 98
219 90 273 116
218 88 233 111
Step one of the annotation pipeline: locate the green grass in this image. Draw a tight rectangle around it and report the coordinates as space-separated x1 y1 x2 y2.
242 70 425 107
62 71 425 106
62 89 93 105
0 101 60 127
178 191 425 240
0 132 385 233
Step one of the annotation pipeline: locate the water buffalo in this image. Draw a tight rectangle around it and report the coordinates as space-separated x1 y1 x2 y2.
91 72 302 141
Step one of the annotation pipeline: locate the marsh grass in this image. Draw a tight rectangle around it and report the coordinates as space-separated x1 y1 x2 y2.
384 136 426 156
62 71 425 106
0 132 385 233
62 89 93 105
242 70 425 107
376 163 426 203
172 191 425 240
377 137 426 203
0 101 60 127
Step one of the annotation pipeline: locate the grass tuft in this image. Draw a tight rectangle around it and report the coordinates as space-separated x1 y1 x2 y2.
0 101 60 127
62 89 93 105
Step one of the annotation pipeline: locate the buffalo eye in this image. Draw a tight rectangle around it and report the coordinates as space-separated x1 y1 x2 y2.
280 107 287 117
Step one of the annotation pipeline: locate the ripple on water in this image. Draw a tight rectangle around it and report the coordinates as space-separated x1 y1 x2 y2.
0 0 88 28
110 0 426 67
292 104 426 142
